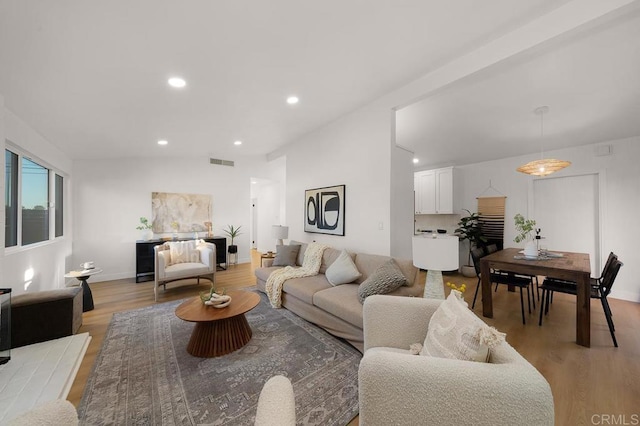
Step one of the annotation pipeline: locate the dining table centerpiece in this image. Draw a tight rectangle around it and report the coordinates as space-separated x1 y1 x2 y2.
513 213 538 258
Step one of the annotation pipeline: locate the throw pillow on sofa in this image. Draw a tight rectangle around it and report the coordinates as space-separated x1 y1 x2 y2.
357 259 407 303
273 245 301 267
325 250 361 286
289 240 308 266
421 291 506 362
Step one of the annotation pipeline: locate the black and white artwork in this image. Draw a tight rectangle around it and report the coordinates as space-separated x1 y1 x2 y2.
304 185 345 236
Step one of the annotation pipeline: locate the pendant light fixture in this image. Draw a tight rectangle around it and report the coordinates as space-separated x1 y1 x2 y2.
517 106 571 176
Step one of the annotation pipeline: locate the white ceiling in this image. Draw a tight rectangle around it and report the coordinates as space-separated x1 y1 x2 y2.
397 8 640 169
0 0 571 161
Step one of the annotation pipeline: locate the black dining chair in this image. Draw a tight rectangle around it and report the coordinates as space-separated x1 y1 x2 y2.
471 246 534 324
486 243 541 301
544 252 617 309
539 257 623 347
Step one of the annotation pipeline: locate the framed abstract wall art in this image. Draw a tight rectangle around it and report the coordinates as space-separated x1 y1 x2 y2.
304 185 345 236
151 192 212 232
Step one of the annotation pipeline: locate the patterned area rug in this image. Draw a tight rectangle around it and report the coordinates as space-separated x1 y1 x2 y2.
78 289 361 425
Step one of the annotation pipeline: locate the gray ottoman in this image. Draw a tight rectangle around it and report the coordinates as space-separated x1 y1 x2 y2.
10 287 83 348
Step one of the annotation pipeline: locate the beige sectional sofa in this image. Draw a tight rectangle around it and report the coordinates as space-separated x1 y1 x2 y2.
254 243 422 352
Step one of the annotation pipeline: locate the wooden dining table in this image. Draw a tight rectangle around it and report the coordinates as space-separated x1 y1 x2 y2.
480 248 592 347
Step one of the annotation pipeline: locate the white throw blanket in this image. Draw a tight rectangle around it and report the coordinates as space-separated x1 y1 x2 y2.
266 243 329 308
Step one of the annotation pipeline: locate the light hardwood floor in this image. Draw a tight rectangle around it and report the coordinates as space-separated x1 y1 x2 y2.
69 251 640 425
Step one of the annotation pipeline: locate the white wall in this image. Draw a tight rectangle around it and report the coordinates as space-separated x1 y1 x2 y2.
455 138 640 302
277 102 392 256
390 143 415 260
272 1 634 261
1 107 73 296
251 155 287 253
72 155 271 282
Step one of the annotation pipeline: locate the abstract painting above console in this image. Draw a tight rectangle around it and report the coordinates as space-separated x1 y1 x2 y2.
151 192 212 232
305 184 345 236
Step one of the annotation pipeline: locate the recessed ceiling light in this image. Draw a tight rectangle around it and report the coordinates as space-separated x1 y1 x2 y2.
286 96 299 105
234 140 243 146
168 77 186 88
158 140 168 145
413 158 419 164
251 181 257 184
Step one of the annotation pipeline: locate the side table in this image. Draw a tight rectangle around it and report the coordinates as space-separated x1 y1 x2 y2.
64 268 103 312
260 252 276 267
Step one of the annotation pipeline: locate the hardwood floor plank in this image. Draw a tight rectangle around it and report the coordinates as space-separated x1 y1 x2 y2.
68 253 639 425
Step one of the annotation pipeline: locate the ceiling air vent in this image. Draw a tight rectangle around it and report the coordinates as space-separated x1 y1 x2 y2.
209 158 235 167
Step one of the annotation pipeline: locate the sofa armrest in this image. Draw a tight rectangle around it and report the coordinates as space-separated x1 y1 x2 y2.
255 375 296 426
358 349 554 426
7 399 79 425
363 295 441 351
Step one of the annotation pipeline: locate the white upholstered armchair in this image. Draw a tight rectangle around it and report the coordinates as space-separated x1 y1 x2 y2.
358 295 554 426
154 240 216 301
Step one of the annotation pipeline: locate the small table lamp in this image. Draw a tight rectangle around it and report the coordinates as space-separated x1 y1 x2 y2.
272 225 289 247
412 235 459 299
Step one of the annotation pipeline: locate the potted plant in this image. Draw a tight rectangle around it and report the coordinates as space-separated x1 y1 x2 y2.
514 213 538 258
455 209 487 277
136 217 154 240
223 225 242 254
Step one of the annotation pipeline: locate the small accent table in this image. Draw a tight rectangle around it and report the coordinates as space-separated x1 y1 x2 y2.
260 252 276 267
175 290 260 357
64 268 103 312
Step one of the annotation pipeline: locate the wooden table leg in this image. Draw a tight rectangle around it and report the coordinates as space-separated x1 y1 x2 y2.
481 260 493 318
186 314 253 357
576 272 591 347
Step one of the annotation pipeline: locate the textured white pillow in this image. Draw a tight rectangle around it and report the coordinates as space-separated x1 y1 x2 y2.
169 240 199 264
325 250 361 286
421 291 505 362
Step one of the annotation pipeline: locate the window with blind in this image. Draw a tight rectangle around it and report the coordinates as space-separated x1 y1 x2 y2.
477 196 506 250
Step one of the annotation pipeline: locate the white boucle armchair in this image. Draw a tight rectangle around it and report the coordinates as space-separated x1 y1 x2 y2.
359 295 554 426
154 241 216 301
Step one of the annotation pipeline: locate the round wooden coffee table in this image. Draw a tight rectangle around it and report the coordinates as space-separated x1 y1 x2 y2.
175 290 261 357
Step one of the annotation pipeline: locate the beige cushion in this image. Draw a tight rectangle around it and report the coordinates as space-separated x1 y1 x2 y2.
313 284 363 328
354 253 416 285
168 240 198 264
273 245 301 267
289 240 308 266
164 262 211 279
421 291 505 362
319 247 343 274
255 266 281 283
357 259 407 303
325 250 361 285
282 275 332 304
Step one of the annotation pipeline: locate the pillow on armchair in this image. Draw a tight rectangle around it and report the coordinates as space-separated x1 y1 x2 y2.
421 291 506 362
168 240 199 264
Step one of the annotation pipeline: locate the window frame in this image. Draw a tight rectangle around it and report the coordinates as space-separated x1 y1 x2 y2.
4 142 66 253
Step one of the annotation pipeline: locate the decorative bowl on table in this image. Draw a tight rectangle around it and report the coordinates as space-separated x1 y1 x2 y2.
200 285 231 308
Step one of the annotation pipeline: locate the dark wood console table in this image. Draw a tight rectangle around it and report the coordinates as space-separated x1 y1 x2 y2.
135 237 227 283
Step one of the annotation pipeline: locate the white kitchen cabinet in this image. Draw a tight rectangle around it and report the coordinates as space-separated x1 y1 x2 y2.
414 167 455 214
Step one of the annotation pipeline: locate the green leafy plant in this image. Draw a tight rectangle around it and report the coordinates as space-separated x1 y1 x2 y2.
513 213 537 243
222 225 242 246
455 209 488 266
136 217 153 230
